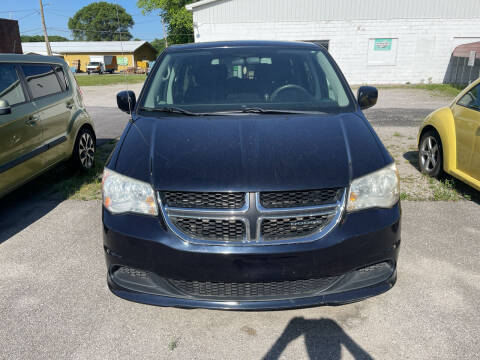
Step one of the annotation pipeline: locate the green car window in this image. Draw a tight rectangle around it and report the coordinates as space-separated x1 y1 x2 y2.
21 64 62 99
54 65 69 92
0 64 26 106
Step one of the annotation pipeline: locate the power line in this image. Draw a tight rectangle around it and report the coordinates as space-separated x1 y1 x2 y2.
20 27 44 33
47 26 192 36
17 10 39 21
44 10 162 26
43 10 70 18
43 9 163 28
0 9 38 14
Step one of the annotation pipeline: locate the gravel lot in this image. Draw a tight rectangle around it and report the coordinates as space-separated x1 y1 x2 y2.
1 85 479 359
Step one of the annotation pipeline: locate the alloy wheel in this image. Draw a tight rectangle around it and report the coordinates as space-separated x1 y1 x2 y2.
79 132 95 169
419 135 439 172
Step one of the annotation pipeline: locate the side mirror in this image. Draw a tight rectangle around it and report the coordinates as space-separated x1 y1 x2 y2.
0 99 11 115
357 86 378 110
116 90 136 114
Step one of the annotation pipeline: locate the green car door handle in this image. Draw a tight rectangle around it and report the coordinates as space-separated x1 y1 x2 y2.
25 115 40 127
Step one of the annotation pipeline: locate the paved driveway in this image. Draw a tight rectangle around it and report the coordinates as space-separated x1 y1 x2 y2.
1 200 479 359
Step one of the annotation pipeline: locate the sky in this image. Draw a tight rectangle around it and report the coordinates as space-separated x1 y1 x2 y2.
0 0 165 41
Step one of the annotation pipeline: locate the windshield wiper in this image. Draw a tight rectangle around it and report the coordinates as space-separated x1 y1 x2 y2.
140 106 327 116
240 107 327 115
140 106 206 116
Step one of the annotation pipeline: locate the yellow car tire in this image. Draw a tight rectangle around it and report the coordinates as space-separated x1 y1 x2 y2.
418 130 444 178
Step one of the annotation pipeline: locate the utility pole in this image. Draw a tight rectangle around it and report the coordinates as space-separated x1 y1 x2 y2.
161 18 168 47
39 0 52 56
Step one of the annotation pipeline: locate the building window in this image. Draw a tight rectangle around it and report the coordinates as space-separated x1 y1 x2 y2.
368 38 398 66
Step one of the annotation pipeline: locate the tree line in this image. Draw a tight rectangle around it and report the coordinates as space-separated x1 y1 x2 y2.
21 1 197 54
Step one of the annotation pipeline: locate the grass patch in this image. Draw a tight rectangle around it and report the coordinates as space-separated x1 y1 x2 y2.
168 339 178 351
428 177 462 201
75 74 146 86
393 132 403 137
410 84 465 97
22 140 118 201
372 83 465 97
62 141 117 200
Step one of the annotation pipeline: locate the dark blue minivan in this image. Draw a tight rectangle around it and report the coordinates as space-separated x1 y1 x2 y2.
102 41 401 310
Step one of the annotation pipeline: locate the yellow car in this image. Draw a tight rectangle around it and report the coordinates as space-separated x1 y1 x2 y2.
418 78 480 190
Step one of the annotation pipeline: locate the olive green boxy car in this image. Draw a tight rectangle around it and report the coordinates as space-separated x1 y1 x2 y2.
0 54 96 198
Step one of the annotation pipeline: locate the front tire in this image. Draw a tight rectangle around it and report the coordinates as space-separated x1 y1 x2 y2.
419 130 443 178
72 127 96 170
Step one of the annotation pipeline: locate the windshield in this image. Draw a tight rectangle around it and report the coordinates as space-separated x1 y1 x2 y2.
89 62 100 66
141 46 353 114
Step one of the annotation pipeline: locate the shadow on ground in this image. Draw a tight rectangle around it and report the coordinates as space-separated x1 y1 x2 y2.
403 150 480 204
0 141 117 244
263 317 372 360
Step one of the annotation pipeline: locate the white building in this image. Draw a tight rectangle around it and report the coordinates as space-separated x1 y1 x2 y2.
186 0 480 84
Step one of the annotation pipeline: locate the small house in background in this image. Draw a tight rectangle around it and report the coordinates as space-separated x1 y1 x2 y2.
21 41 156 73
0 18 22 54
444 42 480 85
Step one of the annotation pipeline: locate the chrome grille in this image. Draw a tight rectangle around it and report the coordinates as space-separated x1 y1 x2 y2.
160 190 345 245
171 217 245 242
162 191 245 209
261 214 333 241
169 276 339 299
260 189 342 208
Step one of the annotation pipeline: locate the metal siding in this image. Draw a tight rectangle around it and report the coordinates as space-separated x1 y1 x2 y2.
193 0 480 23
22 41 147 54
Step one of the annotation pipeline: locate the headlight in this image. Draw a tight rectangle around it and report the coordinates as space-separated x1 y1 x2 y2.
102 168 158 215
347 163 399 212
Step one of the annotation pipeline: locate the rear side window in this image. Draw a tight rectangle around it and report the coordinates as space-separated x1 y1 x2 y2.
458 84 479 111
54 65 69 91
0 64 26 106
21 64 62 99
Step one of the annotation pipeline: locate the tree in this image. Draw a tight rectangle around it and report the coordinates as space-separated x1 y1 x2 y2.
151 38 166 56
137 0 198 45
21 35 69 42
68 2 134 41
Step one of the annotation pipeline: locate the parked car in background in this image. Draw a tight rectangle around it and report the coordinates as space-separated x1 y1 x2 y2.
103 41 401 310
418 78 480 191
0 54 96 198
86 55 116 74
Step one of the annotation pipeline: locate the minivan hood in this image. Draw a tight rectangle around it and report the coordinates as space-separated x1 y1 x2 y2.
113 112 390 192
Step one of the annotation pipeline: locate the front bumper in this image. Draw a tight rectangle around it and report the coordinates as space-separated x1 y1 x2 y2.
103 204 401 310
